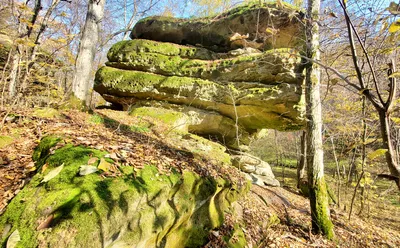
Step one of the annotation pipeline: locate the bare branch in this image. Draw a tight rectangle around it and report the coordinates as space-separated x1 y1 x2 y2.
338 0 384 107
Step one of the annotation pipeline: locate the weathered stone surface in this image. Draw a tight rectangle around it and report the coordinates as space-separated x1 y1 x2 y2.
0 137 247 248
107 39 219 61
129 102 251 149
245 173 280 187
106 40 303 84
94 66 304 131
232 153 280 187
130 3 304 52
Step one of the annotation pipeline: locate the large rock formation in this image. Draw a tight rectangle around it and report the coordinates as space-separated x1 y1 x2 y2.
94 2 306 186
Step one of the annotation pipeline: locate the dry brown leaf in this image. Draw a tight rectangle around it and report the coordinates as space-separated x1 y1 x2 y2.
37 214 54 230
87 157 98 165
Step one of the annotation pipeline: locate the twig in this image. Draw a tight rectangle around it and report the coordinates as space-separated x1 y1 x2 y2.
348 171 365 221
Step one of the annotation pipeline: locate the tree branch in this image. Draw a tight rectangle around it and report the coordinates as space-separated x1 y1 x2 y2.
338 0 385 107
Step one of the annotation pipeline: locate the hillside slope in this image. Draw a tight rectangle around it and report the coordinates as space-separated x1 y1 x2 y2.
0 108 399 247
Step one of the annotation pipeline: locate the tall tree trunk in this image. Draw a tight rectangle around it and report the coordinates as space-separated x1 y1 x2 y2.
8 51 20 98
378 109 400 189
305 0 334 239
72 0 105 102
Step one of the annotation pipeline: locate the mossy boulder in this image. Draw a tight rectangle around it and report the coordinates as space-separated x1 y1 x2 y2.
94 66 304 131
106 40 303 84
0 137 246 248
94 2 306 152
130 2 305 52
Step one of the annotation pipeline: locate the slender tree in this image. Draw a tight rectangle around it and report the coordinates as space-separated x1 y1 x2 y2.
297 130 307 189
338 0 400 190
72 0 105 103
305 0 334 239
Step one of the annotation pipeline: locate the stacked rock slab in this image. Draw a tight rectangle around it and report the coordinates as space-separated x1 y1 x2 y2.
94 2 306 186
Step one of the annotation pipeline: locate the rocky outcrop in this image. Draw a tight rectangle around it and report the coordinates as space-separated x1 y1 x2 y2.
0 136 247 248
130 3 305 52
232 152 280 187
94 2 305 185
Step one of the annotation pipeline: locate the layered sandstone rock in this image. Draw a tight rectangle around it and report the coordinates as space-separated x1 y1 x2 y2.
94 2 306 186
130 3 305 52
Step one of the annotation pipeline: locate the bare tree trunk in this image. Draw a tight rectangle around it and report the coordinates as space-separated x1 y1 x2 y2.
72 0 105 103
8 51 20 98
305 0 334 239
297 130 307 188
330 136 341 207
122 0 138 40
339 0 399 190
378 109 400 189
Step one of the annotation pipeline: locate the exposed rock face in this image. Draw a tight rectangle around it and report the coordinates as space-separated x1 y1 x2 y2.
130 3 305 52
130 103 251 149
232 153 280 187
106 39 302 84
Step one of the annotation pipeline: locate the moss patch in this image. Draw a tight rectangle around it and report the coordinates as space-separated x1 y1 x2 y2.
308 176 335 240
33 107 60 118
225 224 247 248
107 39 217 61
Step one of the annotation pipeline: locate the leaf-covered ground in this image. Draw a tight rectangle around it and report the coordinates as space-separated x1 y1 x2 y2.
0 108 399 247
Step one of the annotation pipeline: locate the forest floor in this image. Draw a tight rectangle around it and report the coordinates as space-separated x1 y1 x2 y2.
0 107 399 247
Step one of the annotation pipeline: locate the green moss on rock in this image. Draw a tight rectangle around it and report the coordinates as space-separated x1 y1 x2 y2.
94 66 305 131
225 224 247 248
32 135 62 167
106 46 301 84
107 39 217 61
0 137 245 248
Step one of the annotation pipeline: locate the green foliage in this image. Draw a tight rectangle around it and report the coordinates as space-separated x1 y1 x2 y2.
89 113 104 124
367 149 388 160
266 213 280 228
